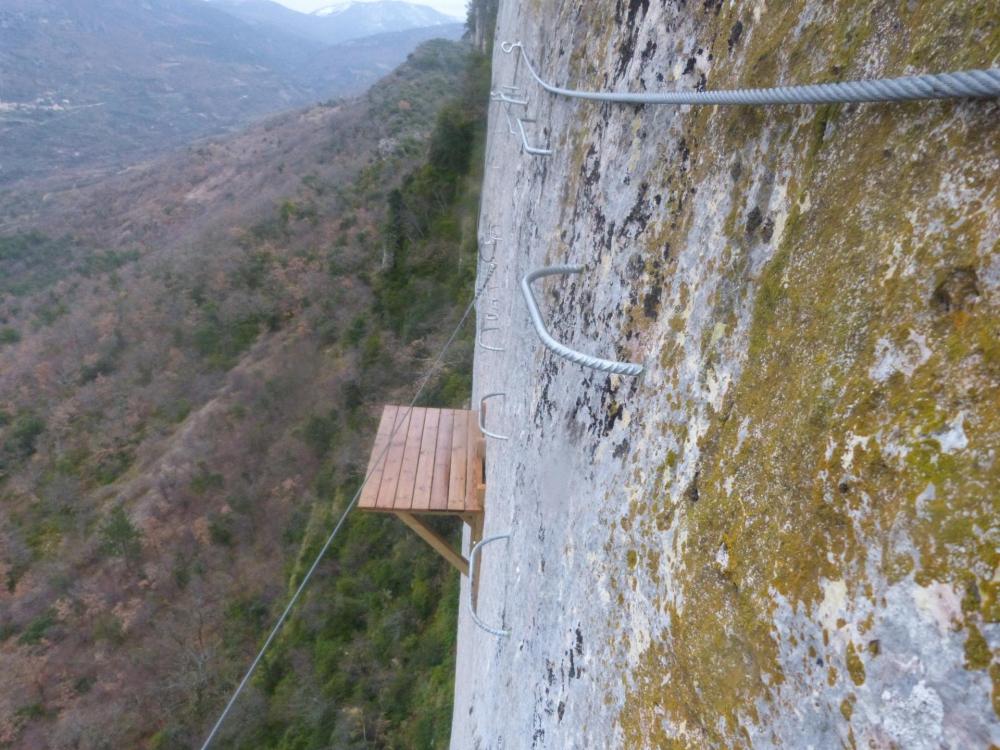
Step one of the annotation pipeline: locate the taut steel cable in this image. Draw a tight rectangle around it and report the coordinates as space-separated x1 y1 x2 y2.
199 263 496 750
501 42 1000 105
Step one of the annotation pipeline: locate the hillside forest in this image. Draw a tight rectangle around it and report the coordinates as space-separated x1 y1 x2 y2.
0 0 500 744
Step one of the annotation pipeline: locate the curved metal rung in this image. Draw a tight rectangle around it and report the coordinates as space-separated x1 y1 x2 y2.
478 392 510 441
479 223 501 245
479 323 505 352
480 241 498 263
468 533 511 637
520 266 644 376
491 90 528 106
516 118 552 156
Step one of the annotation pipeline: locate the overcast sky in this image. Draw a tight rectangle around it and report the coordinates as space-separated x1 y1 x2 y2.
271 0 467 20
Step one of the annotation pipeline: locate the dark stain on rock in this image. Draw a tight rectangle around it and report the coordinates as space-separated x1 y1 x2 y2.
643 284 662 318
745 206 763 234
533 358 559 428
641 38 657 64
576 628 584 655
604 401 624 436
683 56 697 75
621 181 652 237
614 0 650 78
605 220 617 251
587 376 623 439
678 137 690 164
728 19 744 52
626 252 645 281
583 143 601 189
761 216 775 243
730 156 743 183
931 266 980 312
565 405 586 447
557 701 566 722
684 471 700 503
613 438 631 459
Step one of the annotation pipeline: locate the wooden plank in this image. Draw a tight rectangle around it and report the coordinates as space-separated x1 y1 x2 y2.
395 512 469 576
411 409 439 511
358 405 398 509
375 407 411 509
448 409 469 511
464 411 481 512
430 409 453 511
394 407 426 510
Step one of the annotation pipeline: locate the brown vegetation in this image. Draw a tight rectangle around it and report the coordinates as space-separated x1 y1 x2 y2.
0 38 484 748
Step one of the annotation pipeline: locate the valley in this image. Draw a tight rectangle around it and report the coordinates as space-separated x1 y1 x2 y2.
0 0 463 189
0 23 492 747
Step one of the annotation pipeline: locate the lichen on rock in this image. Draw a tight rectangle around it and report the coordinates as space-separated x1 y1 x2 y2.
453 1 999 748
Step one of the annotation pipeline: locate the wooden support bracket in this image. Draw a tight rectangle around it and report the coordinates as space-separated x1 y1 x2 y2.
395 511 470 577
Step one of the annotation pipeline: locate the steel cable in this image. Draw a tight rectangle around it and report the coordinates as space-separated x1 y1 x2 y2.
200 262 496 749
501 42 1000 105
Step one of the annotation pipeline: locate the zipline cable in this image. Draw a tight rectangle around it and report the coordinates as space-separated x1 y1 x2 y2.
501 42 1000 105
200 262 496 750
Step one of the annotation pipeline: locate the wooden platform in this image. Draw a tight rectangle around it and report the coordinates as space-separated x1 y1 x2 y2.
359 405 485 577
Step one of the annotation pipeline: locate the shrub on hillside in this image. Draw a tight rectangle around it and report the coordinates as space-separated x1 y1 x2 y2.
98 506 143 559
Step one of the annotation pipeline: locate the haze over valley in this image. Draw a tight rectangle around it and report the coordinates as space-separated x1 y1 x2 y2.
0 0 463 189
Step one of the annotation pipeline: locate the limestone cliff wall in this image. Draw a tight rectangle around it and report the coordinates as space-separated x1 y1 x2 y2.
453 2 999 748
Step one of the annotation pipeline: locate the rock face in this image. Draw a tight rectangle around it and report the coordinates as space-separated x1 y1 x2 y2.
452 1 999 748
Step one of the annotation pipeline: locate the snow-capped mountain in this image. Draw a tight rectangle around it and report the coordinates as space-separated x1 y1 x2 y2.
312 1 459 36
313 1 352 14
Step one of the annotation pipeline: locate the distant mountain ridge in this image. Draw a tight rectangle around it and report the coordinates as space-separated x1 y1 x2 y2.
0 0 463 188
207 0 458 44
